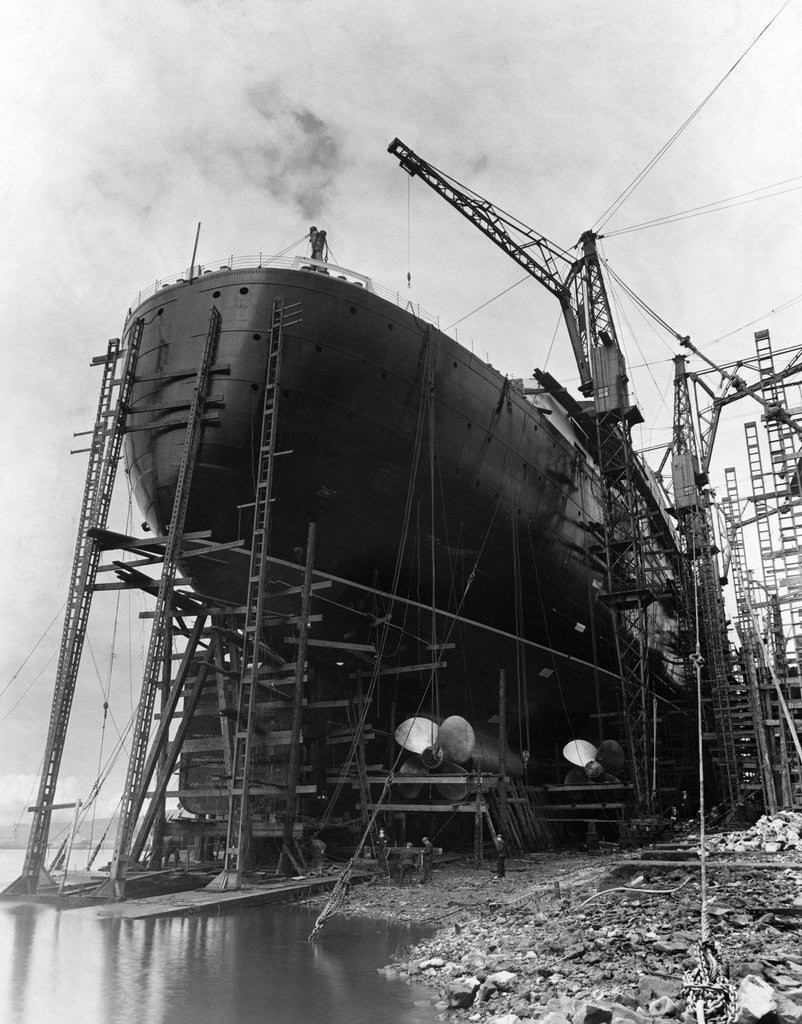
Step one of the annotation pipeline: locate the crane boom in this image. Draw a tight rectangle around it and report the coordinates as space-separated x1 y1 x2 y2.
388 137 669 812
388 137 593 392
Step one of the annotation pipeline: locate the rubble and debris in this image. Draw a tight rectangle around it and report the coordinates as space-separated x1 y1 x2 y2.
704 813 802 855
310 847 802 1022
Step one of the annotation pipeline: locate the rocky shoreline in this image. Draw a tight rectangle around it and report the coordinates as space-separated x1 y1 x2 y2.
314 841 802 1024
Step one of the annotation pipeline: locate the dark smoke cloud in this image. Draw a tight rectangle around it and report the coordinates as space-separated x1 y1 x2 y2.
87 82 346 224
243 85 346 218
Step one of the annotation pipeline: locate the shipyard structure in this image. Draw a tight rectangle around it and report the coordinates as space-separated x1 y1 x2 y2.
7 143 802 899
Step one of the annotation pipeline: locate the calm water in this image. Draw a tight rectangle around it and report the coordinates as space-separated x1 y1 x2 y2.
0 850 437 1024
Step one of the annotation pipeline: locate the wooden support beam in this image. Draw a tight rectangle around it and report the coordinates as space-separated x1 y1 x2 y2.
285 638 375 652
89 528 212 552
124 410 220 433
272 580 332 598
542 783 632 792
361 802 475 813
178 540 246 560
132 364 231 385
95 578 193 591
534 801 626 810
370 661 447 677
327 730 376 745
145 785 317 798
132 393 224 415
268 614 323 626
98 555 163 572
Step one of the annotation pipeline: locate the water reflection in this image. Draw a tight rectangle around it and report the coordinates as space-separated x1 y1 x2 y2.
7 903 40 1021
1 900 435 1024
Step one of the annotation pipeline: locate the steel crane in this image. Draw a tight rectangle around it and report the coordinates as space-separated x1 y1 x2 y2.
388 138 670 812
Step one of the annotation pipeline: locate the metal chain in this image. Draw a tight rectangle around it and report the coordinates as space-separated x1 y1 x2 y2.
682 938 738 1024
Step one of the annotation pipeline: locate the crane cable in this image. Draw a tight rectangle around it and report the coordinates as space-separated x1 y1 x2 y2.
602 260 684 345
444 275 531 332
594 0 793 233
0 603 65 701
681 531 737 1024
600 174 802 239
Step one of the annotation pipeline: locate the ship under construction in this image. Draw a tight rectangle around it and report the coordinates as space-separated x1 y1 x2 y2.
9 139 800 900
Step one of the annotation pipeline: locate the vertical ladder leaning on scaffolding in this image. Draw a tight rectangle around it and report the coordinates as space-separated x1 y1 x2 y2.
754 329 802 669
748 328 802 805
4 324 144 895
208 298 299 891
95 305 222 898
720 468 774 809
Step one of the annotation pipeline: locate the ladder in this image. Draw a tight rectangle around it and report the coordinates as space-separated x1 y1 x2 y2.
5 324 144 895
210 299 294 890
755 330 802 674
723 468 776 809
767 594 800 806
97 306 221 898
745 420 780 593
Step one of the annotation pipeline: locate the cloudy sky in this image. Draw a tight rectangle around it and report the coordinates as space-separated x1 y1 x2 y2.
1 1 801 831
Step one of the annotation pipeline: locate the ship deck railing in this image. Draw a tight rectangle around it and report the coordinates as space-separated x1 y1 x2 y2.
130 254 441 328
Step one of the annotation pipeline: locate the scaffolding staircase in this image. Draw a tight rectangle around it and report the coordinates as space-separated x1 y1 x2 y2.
4 324 144 894
96 305 222 897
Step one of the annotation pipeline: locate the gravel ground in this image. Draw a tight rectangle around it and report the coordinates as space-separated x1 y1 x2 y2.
309 848 802 1023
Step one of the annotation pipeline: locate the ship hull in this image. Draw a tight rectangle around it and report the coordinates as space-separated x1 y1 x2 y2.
123 262 684 780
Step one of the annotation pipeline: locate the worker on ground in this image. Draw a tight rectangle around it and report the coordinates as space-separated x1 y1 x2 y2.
679 789 696 822
494 834 507 880
376 828 388 874
397 841 416 886
308 831 326 875
420 836 434 885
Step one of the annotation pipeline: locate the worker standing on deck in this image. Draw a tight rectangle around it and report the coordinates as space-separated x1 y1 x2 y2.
494 834 507 880
420 837 434 885
397 841 416 885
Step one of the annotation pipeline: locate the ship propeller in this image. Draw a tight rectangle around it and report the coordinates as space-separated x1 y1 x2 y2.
396 755 470 800
397 755 426 798
395 717 439 756
434 762 469 800
562 738 624 785
438 715 477 764
394 715 476 800
395 715 476 765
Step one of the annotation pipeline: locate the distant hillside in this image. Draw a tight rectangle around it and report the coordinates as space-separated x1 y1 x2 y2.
0 818 116 849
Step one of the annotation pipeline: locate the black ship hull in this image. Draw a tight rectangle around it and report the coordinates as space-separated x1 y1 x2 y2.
122 259 685 808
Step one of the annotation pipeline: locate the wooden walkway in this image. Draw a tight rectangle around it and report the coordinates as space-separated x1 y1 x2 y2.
65 870 357 920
